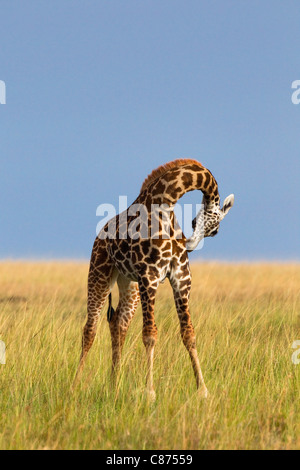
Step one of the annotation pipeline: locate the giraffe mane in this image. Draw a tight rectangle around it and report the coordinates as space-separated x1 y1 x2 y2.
140 158 204 193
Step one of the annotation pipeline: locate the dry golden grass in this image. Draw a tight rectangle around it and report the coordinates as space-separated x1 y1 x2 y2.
0 261 299 450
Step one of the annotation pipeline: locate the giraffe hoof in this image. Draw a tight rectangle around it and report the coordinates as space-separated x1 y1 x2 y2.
198 386 209 399
146 389 156 402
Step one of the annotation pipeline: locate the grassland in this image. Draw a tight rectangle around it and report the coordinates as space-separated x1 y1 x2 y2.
0 261 299 450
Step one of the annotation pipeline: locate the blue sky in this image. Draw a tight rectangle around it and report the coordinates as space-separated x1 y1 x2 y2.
0 1 299 260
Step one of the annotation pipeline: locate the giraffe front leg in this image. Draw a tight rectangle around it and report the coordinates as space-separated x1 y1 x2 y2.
109 276 140 377
179 317 208 398
143 333 156 401
139 276 158 401
170 262 208 398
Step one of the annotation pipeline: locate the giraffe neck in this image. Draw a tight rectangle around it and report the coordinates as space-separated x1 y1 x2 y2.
143 163 220 208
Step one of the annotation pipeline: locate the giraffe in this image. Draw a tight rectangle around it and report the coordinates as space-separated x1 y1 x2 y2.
73 159 234 399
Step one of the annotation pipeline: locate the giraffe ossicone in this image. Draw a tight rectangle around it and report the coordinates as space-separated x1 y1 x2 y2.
73 159 234 398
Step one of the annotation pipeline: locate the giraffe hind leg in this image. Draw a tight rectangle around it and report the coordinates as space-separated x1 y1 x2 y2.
72 255 118 390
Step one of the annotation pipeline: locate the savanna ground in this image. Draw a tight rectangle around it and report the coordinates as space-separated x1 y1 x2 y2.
0 261 299 450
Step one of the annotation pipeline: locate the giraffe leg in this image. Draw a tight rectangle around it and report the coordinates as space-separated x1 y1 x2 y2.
109 275 140 376
139 274 159 401
170 262 208 398
72 245 118 390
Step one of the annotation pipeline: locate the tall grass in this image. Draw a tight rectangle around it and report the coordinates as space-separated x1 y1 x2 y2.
0 261 299 449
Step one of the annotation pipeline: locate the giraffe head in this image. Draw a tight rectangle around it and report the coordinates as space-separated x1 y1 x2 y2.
192 194 234 238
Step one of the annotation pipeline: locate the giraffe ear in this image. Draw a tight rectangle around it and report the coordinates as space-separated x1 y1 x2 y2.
221 194 234 216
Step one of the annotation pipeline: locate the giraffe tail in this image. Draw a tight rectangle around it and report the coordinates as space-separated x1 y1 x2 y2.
107 293 115 322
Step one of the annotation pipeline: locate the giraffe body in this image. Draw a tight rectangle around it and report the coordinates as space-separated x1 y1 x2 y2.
73 159 234 398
